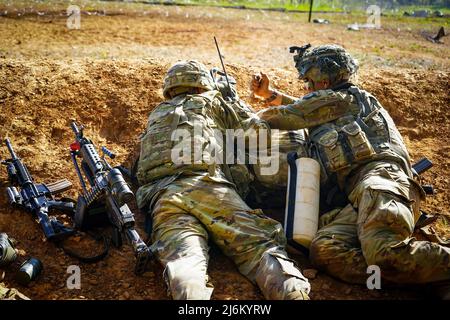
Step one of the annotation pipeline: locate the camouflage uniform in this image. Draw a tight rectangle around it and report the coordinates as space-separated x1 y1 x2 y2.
212 71 269 200
136 61 310 300
211 71 309 204
251 130 308 190
258 45 450 285
0 283 29 300
248 129 308 208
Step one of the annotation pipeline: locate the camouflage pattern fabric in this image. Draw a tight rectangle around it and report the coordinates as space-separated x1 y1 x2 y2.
310 204 369 284
136 90 269 205
0 283 29 300
224 97 271 199
259 86 413 188
149 175 310 299
310 161 450 284
137 67 310 300
258 85 450 285
292 44 359 84
251 129 308 190
210 67 238 101
136 90 233 187
247 129 308 208
163 60 216 99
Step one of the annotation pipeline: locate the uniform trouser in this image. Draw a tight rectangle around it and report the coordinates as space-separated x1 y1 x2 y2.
310 161 450 285
0 284 29 300
149 175 311 300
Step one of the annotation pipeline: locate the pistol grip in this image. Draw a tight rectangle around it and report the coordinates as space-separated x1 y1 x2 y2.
48 200 75 213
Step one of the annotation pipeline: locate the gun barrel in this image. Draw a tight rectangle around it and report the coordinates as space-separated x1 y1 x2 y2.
4 138 18 160
71 122 80 136
101 146 116 159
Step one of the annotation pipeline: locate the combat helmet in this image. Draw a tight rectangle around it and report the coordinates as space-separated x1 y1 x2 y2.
290 44 358 85
163 60 216 99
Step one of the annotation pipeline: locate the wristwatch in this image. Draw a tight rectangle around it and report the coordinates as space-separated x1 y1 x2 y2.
265 90 279 103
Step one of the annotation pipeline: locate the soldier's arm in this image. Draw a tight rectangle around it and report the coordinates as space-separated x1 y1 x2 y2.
264 90 299 106
257 90 359 130
231 100 270 133
251 72 298 106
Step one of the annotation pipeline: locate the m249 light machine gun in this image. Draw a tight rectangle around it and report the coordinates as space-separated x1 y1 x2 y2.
69 122 151 274
2 138 75 241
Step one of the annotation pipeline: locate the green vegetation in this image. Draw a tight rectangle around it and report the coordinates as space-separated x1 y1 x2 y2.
152 0 450 14
0 0 447 29
1 0 448 15
182 0 341 12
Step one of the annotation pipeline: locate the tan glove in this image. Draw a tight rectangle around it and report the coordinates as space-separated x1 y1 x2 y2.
251 72 272 99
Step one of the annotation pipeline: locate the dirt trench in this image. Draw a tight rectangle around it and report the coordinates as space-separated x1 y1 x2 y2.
0 5 449 300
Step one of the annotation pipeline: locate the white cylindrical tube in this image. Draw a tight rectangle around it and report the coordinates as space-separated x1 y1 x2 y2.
285 157 320 248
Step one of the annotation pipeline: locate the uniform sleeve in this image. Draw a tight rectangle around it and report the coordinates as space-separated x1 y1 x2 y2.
257 90 359 130
280 92 298 105
232 100 270 133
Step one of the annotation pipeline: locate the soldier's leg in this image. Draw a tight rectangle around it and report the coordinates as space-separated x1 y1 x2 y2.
0 283 29 300
173 177 311 300
151 188 213 300
309 204 368 284
349 163 450 284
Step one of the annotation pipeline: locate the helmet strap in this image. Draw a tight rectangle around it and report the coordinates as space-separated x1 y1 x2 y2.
167 87 206 99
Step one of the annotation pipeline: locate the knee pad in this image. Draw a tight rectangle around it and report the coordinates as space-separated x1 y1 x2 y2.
255 251 310 300
164 257 213 300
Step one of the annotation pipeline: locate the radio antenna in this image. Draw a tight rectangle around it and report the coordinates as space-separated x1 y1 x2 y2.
213 36 232 98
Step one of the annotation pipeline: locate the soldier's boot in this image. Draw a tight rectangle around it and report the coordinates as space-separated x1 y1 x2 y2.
0 283 30 300
285 290 310 300
255 251 311 300
164 255 213 300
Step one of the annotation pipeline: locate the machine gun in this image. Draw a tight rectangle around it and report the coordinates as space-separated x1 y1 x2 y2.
69 122 151 275
2 139 75 241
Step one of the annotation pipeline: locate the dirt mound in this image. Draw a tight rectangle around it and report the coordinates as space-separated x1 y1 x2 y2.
360 69 450 225
1 0 449 301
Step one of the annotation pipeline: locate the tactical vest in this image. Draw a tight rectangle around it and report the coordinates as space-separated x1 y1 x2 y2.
309 86 412 187
137 91 225 185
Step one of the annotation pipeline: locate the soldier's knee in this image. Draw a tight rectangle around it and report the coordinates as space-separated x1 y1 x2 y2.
164 256 212 300
169 276 213 300
255 251 310 300
365 246 410 276
309 235 333 267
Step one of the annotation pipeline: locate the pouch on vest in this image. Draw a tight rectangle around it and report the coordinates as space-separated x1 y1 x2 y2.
341 121 376 161
316 129 350 172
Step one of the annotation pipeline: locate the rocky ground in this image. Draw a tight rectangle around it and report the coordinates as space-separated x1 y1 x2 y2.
0 1 449 300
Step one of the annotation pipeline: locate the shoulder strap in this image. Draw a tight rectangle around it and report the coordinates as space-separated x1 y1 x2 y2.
57 231 110 263
347 86 381 137
347 86 371 117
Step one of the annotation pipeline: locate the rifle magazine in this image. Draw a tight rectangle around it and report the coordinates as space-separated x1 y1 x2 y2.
47 179 73 195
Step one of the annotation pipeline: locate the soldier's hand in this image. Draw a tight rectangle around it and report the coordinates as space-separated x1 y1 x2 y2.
251 72 272 99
